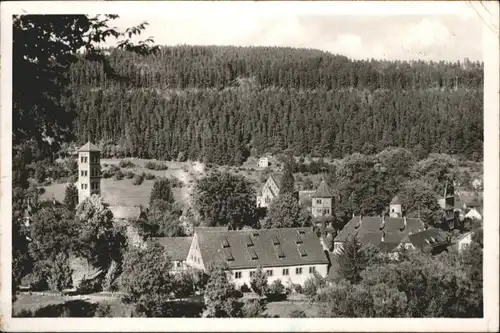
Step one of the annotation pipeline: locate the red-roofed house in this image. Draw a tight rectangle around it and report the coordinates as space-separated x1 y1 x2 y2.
186 227 329 286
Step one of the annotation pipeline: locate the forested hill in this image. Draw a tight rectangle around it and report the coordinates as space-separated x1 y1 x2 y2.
65 45 484 164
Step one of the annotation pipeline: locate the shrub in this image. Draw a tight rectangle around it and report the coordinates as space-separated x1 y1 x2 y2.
170 177 183 188
145 161 168 171
101 169 113 179
242 299 267 318
292 283 303 294
102 163 109 168
144 172 155 180
303 271 327 300
24 271 49 291
125 171 135 179
289 309 307 318
113 170 124 181
240 283 251 293
132 173 144 185
173 272 195 299
108 165 120 173
266 279 287 301
94 302 112 317
77 275 104 294
119 159 136 168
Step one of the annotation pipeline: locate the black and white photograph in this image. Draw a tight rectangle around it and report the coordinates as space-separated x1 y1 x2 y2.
1 1 499 331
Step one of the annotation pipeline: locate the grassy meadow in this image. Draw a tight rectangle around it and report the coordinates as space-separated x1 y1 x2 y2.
41 157 326 208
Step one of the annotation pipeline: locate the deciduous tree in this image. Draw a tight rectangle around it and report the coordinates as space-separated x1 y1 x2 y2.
203 262 240 318
260 193 311 229
250 267 268 297
119 242 175 317
192 172 256 229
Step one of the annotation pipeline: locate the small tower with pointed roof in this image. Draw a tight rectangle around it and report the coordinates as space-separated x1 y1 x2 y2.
389 195 402 218
312 180 334 218
77 141 101 204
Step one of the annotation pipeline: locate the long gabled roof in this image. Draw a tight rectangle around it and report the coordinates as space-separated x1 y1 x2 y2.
78 141 101 152
334 215 425 250
194 227 328 270
313 180 333 198
408 228 449 250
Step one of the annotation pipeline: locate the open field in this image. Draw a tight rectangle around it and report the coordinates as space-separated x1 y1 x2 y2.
41 157 326 207
266 300 320 317
14 292 319 318
41 178 185 207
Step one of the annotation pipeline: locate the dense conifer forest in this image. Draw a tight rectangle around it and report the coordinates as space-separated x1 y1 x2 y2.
63 45 483 164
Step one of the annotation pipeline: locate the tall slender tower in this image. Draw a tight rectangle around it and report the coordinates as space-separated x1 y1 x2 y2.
312 180 334 218
77 142 101 204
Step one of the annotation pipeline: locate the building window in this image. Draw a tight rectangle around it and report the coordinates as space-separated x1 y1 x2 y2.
265 196 271 204
316 199 322 205
309 266 316 274
295 267 302 275
235 271 242 279
80 156 88 163
265 269 273 277
249 271 255 278
282 268 289 276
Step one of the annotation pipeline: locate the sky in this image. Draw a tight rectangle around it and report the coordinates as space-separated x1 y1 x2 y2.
104 2 490 62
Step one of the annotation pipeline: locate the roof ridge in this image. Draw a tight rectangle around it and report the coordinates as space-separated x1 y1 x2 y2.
313 180 333 198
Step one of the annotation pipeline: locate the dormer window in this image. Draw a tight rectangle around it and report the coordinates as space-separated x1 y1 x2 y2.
275 245 285 259
222 248 234 261
316 199 322 205
222 237 230 248
249 249 258 260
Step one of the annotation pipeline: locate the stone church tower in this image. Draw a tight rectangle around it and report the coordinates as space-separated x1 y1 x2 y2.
77 142 101 204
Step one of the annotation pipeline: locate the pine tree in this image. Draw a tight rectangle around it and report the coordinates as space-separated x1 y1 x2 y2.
279 160 295 195
336 235 368 284
63 182 79 212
